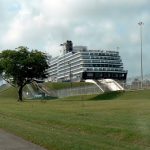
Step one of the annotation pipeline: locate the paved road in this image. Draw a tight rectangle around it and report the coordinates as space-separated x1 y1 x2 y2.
0 129 47 150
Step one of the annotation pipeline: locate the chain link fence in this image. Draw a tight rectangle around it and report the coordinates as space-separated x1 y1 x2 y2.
4 80 150 99
54 81 150 98
56 85 102 98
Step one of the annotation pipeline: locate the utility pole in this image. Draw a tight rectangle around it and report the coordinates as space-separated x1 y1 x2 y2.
138 21 144 88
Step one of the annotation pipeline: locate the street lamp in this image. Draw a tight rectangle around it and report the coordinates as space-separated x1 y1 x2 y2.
138 21 144 88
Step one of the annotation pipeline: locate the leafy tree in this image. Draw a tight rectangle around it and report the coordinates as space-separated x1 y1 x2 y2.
0 46 49 101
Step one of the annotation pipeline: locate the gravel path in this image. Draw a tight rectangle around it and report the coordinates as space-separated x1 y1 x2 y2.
0 129 47 150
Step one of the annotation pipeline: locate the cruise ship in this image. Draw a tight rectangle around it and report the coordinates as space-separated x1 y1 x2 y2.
47 41 127 82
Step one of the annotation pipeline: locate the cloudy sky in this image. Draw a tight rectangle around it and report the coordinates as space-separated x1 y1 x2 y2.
0 0 150 77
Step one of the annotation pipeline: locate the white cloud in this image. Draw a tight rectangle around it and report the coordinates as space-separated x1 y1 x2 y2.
130 33 139 45
0 0 150 77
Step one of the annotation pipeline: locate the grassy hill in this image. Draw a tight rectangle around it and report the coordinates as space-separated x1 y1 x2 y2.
44 82 92 90
0 86 18 100
0 87 150 150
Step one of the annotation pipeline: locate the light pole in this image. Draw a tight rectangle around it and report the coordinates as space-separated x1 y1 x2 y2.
138 21 144 88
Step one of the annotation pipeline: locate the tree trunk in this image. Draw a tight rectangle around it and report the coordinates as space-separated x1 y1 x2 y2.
18 86 23 101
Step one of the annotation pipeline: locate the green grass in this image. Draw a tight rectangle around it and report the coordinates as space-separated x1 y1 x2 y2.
44 82 92 90
0 86 18 98
0 87 150 150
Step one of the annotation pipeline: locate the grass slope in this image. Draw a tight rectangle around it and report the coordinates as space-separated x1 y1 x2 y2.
0 88 150 150
0 87 18 99
44 82 92 90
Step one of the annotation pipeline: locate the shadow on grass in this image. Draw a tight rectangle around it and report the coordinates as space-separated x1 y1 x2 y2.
25 96 58 102
60 91 125 102
90 91 125 101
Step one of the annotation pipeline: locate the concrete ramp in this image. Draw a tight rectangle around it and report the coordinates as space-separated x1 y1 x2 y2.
85 79 124 92
85 79 104 92
33 82 57 97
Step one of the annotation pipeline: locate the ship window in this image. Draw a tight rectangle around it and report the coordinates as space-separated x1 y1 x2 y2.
87 73 93 77
122 74 125 77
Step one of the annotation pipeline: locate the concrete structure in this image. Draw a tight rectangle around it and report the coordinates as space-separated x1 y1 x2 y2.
0 76 6 86
85 79 124 92
0 129 46 150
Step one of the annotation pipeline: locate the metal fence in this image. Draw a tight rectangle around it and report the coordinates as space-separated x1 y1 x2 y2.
56 85 102 98
121 82 150 91
2 80 149 99
54 81 150 98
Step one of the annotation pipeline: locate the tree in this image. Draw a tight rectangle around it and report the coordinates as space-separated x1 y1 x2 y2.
0 46 49 101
